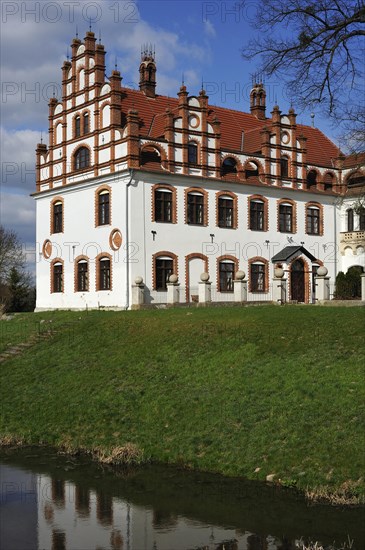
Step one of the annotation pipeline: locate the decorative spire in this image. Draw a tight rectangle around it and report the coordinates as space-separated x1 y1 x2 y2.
76 25 78 38
40 131 43 144
89 18 92 32
99 30 101 44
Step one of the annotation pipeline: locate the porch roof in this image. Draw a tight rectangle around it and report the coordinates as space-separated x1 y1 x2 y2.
271 246 317 263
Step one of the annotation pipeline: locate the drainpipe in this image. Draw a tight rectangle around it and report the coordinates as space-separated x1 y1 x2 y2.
125 169 134 310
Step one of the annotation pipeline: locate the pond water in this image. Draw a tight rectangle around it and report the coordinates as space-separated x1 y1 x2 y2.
0 448 364 550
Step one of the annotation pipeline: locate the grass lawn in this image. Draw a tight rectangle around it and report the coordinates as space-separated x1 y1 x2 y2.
1 305 364 504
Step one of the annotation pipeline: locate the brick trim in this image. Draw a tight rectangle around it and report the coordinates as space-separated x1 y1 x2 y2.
74 255 89 292
152 251 178 291
243 158 264 178
216 254 239 292
100 101 111 127
277 198 297 234
50 196 64 234
95 184 112 227
184 187 208 226
72 143 92 171
140 142 168 170
187 139 200 166
305 167 321 190
54 121 63 145
185 253 209 301
221 153 243 180
248 256 269 293
151 184 177 223
95 252 112 291
247 194 269 231
50 257 64 293
305 202 324 236
288 256 310 304
216 190 238 229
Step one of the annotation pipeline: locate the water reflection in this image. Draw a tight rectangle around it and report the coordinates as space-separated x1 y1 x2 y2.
0 448 364 550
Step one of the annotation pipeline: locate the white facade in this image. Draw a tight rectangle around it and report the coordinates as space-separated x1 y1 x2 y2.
34 33 365 310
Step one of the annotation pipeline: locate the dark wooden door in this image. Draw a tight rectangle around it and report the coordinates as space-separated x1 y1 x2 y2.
291 259 305 302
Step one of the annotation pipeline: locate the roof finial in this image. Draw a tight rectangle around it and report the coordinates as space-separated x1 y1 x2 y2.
201 76 204 90
89 18 92 32
66 46 69 60
311 112 315 127
115 56 118 70
40 131 43 144
99 30 101 44
76 25 78 38
182 72 185 85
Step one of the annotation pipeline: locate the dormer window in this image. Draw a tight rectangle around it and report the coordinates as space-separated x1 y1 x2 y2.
221 157 237 177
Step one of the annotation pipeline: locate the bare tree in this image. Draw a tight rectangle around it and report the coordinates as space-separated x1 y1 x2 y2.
242 0 365 152
0 226 25 284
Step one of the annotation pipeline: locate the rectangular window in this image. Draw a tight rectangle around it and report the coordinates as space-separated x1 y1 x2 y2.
156 258 173 290
279 204 293 232
187 193 204 225
281 158 289 178
307 207 320 235
155 190 172 223
188 143 198 164
360 208 365 231
218 197 233 228
53 203 63 233
53 264 63 293
98 193 110 225
83 113 89 134
251 264 265 292
99 259 110 290
219 262 234 292
75 116 81 138
250 200 264 231
77 262 88 292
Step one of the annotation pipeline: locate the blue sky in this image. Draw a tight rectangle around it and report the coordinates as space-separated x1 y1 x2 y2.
0 0 338 275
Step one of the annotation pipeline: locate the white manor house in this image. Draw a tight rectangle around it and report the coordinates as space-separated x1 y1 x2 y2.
34 32 365 310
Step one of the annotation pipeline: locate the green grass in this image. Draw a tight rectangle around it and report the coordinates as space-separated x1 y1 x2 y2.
1 306 364 503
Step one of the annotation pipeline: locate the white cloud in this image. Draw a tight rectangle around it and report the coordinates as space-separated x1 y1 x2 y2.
1 127 38 193
204 20 216 38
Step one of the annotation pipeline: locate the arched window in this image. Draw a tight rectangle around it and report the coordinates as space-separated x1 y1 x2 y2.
279 202 293 233
98 190 110 225
52 200 63 233
76 260 88 292
140 146 162 168
155 188 172 223
75 115 81 138
219 260 235 292
187 191 204 225
307 170 317 189
280 157 289 179
188 142 198 164
347 171 365 187
83 113 89 134
347 209 354 232
250 262 266 292
218 195 233 227
52 262 63 293
74 147 90 170
97 257 111 290
155 256 174 290
324 172 334 191
245 161 259 179
306 205 321 235
221 157 237 177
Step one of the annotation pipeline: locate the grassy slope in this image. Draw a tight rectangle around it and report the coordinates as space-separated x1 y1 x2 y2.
1 306 364 501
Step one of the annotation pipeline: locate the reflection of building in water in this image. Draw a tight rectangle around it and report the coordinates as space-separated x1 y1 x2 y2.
96 491 113 526
35 474 300 550
51 529 66 550
75 485 90 517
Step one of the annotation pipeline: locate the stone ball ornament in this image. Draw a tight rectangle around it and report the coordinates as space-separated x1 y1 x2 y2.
134 276 144 285
235 270 245 280
200 272 210 282
169 274 178 284
317 266 328 277
274 267 285 279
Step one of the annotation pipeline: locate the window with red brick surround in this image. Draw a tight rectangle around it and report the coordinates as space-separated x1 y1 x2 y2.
151 184 177 224
305 202 324 236
248 194 268 231
74 255 89 292
217 255 239 292
95 253 112 291
50 258 64 293
277 198 297 233
185 187 208 226
95 185 112 227
152 251 178 290
216 191 238 229
50 197 64 234
248 257 269 293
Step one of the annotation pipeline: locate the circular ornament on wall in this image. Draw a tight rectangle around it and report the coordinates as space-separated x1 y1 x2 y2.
189 115 199 128
281 131 290 144
42 239 52 259
109 228 123 251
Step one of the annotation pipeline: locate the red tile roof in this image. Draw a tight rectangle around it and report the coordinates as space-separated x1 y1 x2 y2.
119 87 342 167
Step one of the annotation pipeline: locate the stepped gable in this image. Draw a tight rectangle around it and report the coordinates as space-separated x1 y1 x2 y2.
119 87 341 165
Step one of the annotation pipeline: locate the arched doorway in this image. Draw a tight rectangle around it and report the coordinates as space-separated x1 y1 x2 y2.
290 259 305 302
